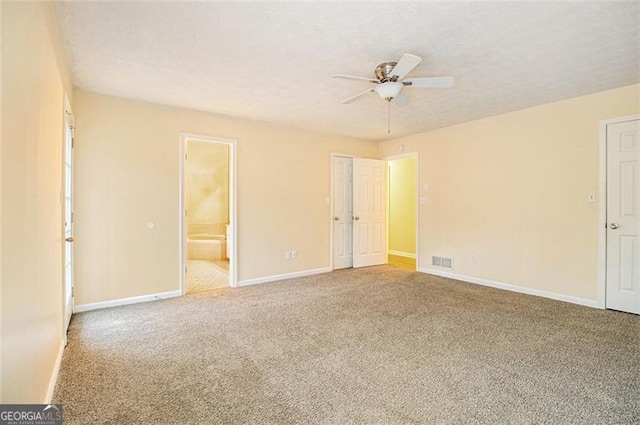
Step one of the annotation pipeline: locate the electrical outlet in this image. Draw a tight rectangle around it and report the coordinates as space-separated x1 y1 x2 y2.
470 255 477 264
285 251 292 260
291 250 298 259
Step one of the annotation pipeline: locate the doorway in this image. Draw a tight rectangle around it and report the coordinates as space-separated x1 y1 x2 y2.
63 97 75 339
331 155 387 269
387 155 417 270
180 134 237 293
601 117 640 314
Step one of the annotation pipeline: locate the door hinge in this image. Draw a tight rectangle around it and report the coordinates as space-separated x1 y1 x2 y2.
71 286 74 297
185 266 188 274
71 138 75 149
185 210 188 217
185 153 188 161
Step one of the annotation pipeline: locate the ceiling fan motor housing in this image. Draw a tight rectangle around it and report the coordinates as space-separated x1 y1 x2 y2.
375 62 398 82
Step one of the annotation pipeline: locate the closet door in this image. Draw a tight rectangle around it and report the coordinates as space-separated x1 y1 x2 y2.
352 158 387 268
332 156 353 270
606 119 640 314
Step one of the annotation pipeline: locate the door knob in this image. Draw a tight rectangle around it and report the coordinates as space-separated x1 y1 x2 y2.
334 216 339 221
609 223 619 229
65 237 74 242
354 216 360 220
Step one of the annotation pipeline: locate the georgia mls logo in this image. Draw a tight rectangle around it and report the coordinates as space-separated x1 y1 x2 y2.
0 404 63 425
43 405 61 417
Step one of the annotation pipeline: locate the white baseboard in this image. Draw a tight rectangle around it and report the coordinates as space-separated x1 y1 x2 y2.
388 250 416 259
44 340 64 403
74 290 182 313
238 267 331 287
418 267 599 308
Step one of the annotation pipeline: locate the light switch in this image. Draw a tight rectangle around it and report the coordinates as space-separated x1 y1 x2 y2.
325 197 330 205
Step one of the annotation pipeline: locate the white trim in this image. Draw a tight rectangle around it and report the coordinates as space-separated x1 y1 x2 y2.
44 340 64 403
384 152 419 271
384 152 417 161
598 120 608 309
331 152 363 159
599 114 640 127
418 267 599 308
180 133 238 290
388 250 416 259
74 290 181 313
238 267 331 287
597 115 640 310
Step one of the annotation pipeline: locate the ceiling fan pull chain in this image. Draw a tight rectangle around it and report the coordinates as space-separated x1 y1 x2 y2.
388 100 391 134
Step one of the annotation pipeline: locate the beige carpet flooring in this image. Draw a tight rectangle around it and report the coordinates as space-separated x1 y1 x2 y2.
54 266 640 424
186 260 229 293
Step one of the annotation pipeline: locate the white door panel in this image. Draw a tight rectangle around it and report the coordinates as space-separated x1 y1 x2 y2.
353 158 387 267
332 157 353 269
606 119 640 314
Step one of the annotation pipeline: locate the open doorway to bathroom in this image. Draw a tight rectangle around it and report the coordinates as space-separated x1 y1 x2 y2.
180 134 237 293
387 154 417 270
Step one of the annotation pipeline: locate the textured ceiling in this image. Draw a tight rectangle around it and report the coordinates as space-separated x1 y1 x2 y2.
55 2 640 141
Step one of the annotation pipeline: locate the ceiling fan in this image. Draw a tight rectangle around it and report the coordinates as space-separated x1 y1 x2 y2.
332 53 454 107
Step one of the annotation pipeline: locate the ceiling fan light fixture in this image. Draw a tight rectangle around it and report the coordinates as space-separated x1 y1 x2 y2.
374 82 403 101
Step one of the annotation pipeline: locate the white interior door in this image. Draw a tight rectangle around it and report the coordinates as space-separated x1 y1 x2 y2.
63 105 75 335
332 156 353 269
606 119 640 314
353 158 387 267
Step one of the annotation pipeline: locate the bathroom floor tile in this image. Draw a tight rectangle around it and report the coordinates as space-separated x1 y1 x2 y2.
186 260 229 293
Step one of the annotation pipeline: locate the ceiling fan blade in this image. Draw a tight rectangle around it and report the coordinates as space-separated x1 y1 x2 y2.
342 88 374 104
403 76 455 88
394 92 409 107
390 54 422 80
332 75 379 84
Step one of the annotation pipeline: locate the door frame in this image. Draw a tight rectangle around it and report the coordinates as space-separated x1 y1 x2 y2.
179 133 238 292
384 152 420 271
329 153 360 271
597 114 640 309
62 95 74 343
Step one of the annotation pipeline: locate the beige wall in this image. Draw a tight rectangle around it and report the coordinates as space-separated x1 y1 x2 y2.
73 91 378 305
388 157 416 256
380 84 640 302
186 140 229 235
1 2 71 402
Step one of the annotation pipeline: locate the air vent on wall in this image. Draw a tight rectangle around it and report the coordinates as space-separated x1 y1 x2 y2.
432 256 453 269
